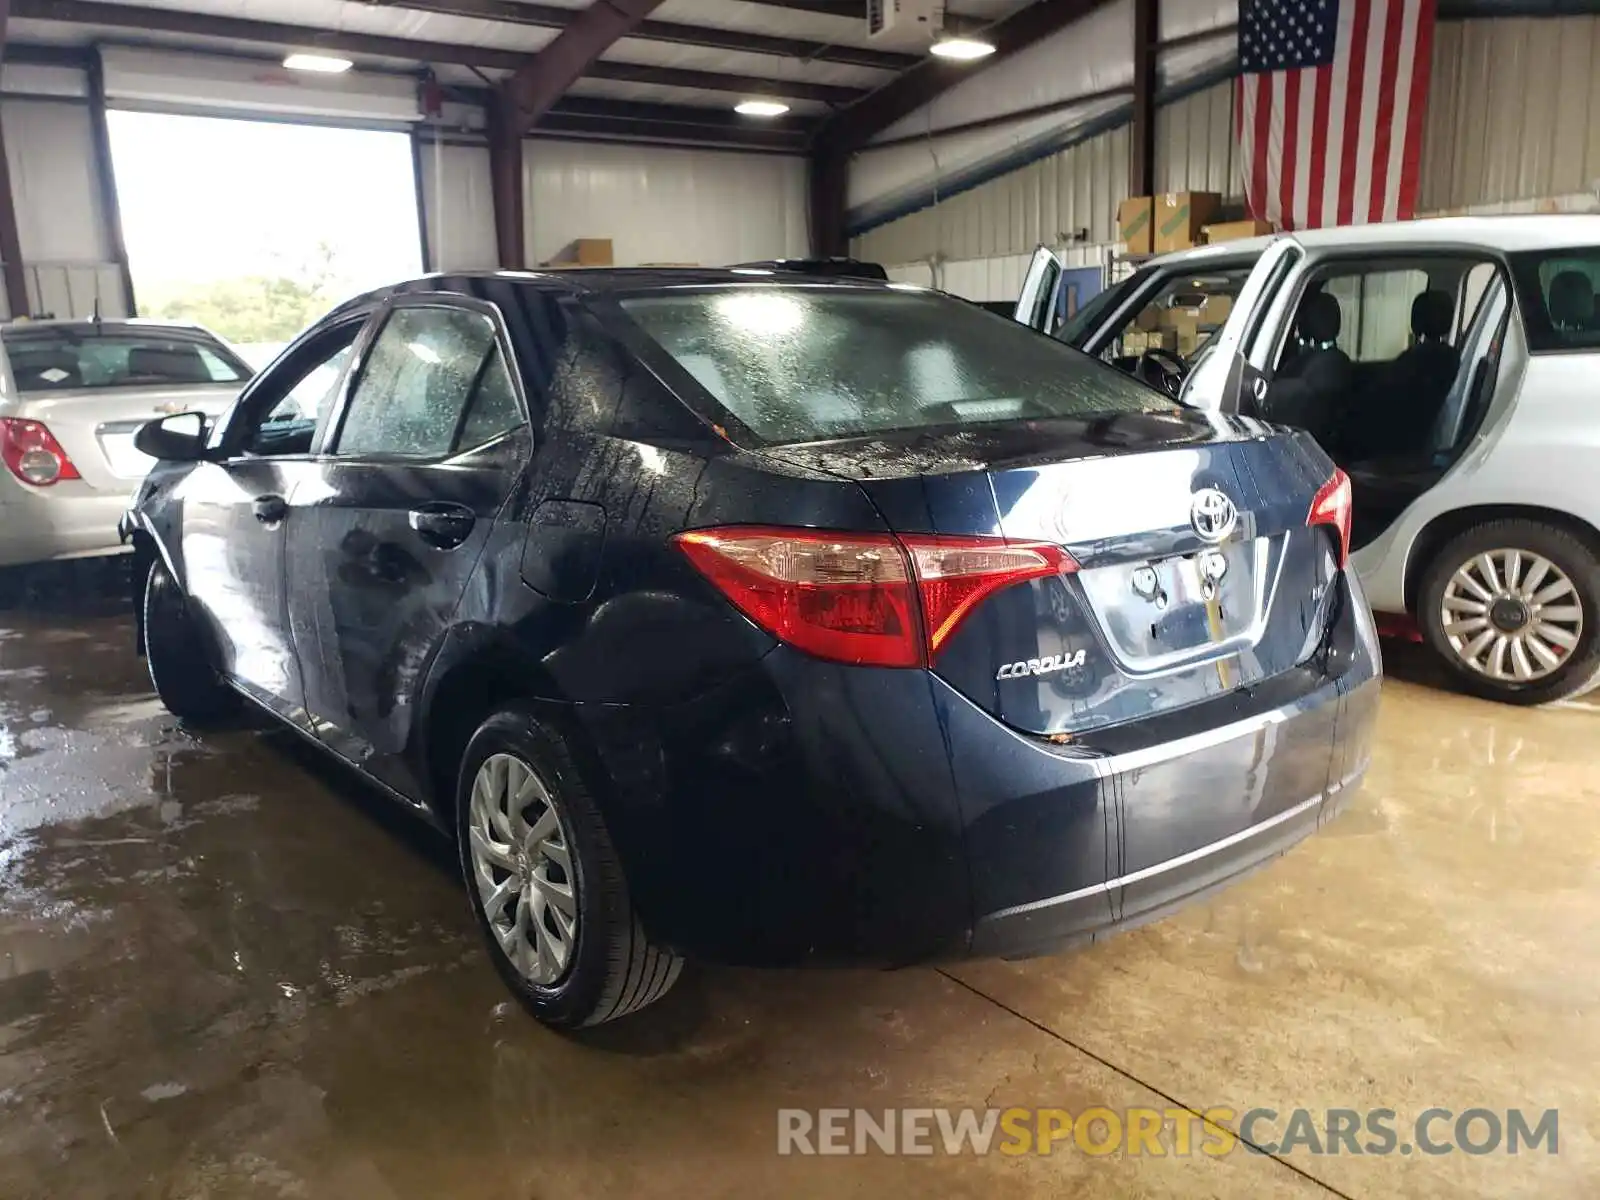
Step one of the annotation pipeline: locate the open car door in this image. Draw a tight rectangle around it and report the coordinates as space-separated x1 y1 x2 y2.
1180 235 1303 413
1014 246 1066 332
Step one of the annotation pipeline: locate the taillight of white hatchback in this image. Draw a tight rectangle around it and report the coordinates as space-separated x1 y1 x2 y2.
674 526 1077 668
0 418 80 486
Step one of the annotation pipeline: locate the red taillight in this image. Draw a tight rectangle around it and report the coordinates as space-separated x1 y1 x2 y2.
674 525 1077 668
1307 468 1352 567
0 418 80 486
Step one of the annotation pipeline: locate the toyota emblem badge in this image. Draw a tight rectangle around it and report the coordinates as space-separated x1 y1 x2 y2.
1190 488 1238 543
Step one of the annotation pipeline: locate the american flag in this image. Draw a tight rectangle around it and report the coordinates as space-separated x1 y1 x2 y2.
1236 0 1437 230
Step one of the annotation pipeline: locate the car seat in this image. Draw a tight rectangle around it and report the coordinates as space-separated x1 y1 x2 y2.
1265 292 1351 447
1382 290 1461 456
1548 270 1596 332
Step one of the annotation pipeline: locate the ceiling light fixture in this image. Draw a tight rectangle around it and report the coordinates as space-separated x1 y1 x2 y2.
735 99 790 117
283 53 354 73
930 35 996 61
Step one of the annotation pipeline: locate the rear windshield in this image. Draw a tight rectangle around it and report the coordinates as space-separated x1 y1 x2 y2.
617 286 1173 445
2 328 251 392
1507 248 1600 353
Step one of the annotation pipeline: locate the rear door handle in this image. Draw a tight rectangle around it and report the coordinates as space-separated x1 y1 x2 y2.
408 502 477 550
252 494 287 525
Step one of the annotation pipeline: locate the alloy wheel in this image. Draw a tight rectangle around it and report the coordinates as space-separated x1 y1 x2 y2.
1439 548 1584 683
467 753 579 986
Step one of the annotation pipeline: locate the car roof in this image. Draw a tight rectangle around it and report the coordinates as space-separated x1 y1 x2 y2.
1149 213 1600 269
385 267 898 296
0 318 219 338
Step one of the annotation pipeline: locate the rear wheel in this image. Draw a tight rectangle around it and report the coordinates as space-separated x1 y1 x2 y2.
1418 519 1600 705
456 708 681 1028
143 559 238 723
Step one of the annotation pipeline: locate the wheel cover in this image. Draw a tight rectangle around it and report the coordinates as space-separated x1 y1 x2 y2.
467 753 579 986
1439 548 1584 684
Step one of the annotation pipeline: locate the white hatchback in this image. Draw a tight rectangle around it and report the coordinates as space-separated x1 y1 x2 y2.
1019 215 1600 704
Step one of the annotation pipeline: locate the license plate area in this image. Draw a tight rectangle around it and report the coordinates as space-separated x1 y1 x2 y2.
1077 537 1275 672
96 424 156 480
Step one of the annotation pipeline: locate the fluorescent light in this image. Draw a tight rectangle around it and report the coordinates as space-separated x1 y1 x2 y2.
735 99 790 117
930 36 996 60
283 53 353 73
406 340 441 364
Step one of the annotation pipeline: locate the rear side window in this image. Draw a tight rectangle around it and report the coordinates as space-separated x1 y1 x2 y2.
335 306 518 458
1508 249 1600 352
617 287 1171 446
3 329 250 391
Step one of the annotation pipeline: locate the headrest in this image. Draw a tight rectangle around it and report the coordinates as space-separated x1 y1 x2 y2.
1411 290 1453 339
1297 292 1342 343
1548 271 1595 329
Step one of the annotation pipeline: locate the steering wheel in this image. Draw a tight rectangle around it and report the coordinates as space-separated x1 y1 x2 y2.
1136 346 1188 398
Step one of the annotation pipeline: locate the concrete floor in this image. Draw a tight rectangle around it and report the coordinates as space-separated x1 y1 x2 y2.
0 564 1595 1199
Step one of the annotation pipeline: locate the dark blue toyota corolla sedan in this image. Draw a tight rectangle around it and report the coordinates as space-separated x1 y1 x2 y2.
120 269 1380 1028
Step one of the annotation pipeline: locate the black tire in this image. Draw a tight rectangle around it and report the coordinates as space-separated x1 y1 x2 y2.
456 707 682 1028
143 558 239 723
1418 519 1600 705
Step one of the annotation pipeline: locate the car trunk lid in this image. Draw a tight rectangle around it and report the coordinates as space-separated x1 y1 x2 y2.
7 384 240 491
764 410 1344 737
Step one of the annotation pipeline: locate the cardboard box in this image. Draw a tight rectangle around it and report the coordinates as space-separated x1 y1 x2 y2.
1118 196 1154 255
544 238 614 267
1123 328 1176 356
1202 218 1275 244
1154 191 1222 253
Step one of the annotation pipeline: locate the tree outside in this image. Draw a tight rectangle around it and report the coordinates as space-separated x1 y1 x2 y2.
139 239 347 352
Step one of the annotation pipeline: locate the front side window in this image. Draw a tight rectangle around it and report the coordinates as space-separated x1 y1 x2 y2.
617 287 1172 446
334 306 507 458
232 321 364 457
4 328 251 392
1508 248 1600 352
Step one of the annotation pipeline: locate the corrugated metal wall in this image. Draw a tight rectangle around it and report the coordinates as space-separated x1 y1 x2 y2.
1420 15 1600 212
852 123 1131 268
416 138 498 272
0 95 125 319
1153 82 1239 198
522 139 807 268
853 80 1238 300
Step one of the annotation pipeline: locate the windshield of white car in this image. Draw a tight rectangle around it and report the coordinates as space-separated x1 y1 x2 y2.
617 286 1176 446
1055 271 1145 347
3 327 252 392
1508 249 1600 352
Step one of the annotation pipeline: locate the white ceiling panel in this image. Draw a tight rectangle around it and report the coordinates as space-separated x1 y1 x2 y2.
600 37 887 88
564 75 828 114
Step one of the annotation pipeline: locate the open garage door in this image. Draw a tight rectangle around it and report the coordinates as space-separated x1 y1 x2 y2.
101 48 424 364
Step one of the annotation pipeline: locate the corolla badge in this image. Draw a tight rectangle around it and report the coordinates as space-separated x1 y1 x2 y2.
996 649 1087 680
1190 487 1238 543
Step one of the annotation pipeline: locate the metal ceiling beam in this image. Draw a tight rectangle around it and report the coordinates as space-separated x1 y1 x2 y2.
502 0 668 131
537 111 809 150
816 0 1120 153
3 40 88 66
735 0 862 18
374 0 916 71
11 0 869 105
548 94 815 134
13 0 529 68
585 60 860 104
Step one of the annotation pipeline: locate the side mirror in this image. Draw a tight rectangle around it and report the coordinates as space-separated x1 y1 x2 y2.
134 412 208 462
